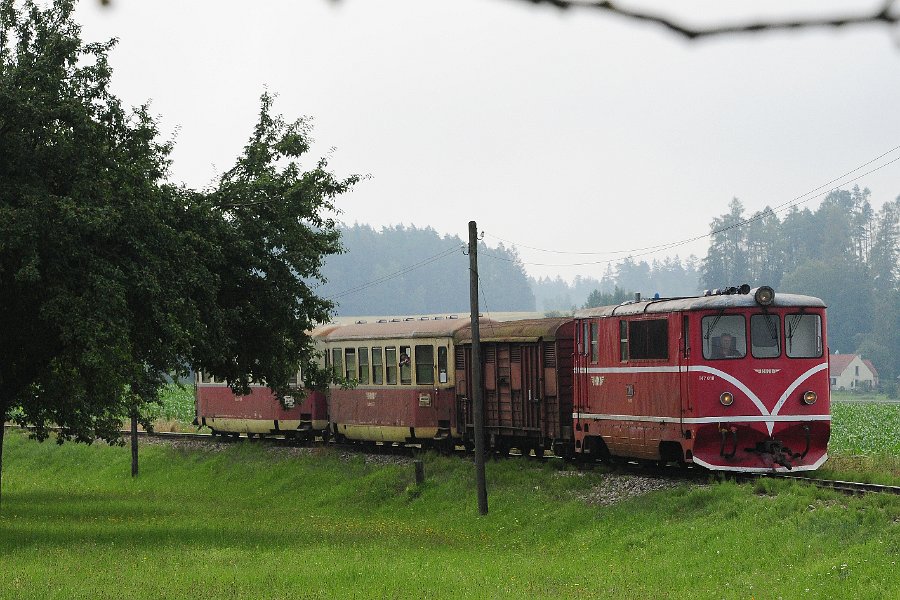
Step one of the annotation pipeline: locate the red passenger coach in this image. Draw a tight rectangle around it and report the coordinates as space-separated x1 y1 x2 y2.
454 318 576 457
195 375 328 440
321 317 480 448
573 287 830 472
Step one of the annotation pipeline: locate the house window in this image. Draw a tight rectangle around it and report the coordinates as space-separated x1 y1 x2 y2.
855 366 860 376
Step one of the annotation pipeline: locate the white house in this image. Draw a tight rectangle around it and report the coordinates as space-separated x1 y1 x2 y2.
829 354 878 391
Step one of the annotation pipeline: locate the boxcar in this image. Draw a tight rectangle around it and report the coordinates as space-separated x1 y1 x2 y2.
321 317 484 448
454 318 576 457
572 286 830 472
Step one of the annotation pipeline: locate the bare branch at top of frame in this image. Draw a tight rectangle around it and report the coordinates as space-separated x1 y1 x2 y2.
524 0 900 40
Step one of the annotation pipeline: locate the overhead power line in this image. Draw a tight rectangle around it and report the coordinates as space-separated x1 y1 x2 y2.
482 145 900 268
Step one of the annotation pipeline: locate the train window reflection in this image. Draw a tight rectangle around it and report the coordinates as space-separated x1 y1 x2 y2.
331 348 343 379
786 314 823 358
751 314 780 358
344 348 357 382
372 347 384 385
385 347 398 385
415 345 434 385
400 345 412 385
358 347 370 385
703 315 746 359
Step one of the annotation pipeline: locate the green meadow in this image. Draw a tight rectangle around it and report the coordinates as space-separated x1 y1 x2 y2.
1 427 899 600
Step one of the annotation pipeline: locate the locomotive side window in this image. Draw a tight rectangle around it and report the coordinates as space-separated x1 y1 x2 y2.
415 345 435 385
332 348 343 379
344 348 357 382
786 314 823 358
590 322 599 363
358 347 370 385
682 316 690 358
400 345 412 385
385 347 398 385
702 315 746 359
619 320 628 361
581 321 589 356
438 346 449 384
372 347 384 385
751 314 780 358
629 319 669 360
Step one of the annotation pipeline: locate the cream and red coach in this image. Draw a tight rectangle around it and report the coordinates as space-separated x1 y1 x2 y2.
194 325 338 440
572 286 830 472
321 317 484 448
454 318 576 457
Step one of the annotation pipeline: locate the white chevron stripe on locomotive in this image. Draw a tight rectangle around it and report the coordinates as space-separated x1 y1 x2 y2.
573 362 830 435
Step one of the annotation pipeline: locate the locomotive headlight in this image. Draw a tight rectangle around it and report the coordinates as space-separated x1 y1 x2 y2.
802 390 817 405
720 392 735 407
754 286 775 306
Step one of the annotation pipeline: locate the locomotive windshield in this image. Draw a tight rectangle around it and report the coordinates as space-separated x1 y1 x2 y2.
750 314 780 358
786 313 823 358
702 315 747 359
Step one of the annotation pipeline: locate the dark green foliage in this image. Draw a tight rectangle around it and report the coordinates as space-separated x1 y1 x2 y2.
0 0 355 500
319 224 535 315
582 286 634 309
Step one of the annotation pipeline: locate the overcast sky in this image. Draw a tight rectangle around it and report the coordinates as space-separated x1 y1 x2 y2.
74 0 900 282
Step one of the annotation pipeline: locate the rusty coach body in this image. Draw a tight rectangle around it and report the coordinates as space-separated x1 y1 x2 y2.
454 318 576 457
573 287 830 472
321 317 483 447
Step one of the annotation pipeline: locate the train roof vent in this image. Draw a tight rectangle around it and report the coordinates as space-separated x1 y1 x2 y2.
420 317 430 321
404 317 414 321
377 319 388 323
355 320 367 324
390 319 401 322
433 316 444 320
447 315 458 319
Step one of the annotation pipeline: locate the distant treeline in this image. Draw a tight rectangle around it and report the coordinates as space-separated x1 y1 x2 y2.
318 224 535 316
321 187 899 380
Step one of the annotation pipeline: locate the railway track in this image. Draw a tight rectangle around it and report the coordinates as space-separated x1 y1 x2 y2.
7 425 900 496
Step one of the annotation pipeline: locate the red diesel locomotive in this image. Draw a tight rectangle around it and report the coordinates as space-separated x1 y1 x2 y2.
571 286 829 472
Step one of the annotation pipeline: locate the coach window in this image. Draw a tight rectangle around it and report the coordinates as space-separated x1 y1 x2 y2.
344 348 357 382
438 346 449 384
590 322 599 363
751 314 780 358
702 315 746 359
331 348 343 379
358 347 370 385
400 345 412 385
372 347 384 385
629 319 669 360
786 314 823 358
416 345 435 385
619 320 628 362
385 346 398 385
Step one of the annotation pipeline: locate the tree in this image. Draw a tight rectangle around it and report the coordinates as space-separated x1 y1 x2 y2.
0 0 356 505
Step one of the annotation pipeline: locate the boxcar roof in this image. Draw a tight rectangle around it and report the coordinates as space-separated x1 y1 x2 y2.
575 289 826 319
454 317 574 344
319 317 487 342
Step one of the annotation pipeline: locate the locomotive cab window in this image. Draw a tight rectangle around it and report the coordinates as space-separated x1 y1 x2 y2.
786 313 823 358
628 319 669 360
415 345 434 385
590 322 599 363
702 315 746 359
751 314 780 358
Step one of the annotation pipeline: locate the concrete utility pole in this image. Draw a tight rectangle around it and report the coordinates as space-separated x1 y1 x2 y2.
468 220 488 515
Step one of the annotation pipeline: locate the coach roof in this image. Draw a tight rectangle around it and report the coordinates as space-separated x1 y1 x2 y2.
319 317 491 342
454 317 573 344
575 288 826 319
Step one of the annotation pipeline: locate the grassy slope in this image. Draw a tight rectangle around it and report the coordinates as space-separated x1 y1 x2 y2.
1 430 898 599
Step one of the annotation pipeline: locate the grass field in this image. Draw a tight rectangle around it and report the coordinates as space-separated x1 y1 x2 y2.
1 430 899 599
